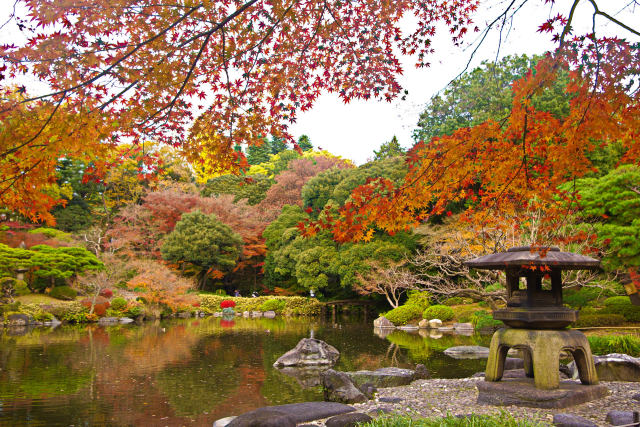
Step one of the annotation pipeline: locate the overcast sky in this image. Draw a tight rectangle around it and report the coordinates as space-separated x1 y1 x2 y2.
1 1 636 165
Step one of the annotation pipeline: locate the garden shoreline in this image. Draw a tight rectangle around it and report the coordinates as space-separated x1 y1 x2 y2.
318 377 639 426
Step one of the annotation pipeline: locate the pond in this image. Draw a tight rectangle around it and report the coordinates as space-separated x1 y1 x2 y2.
0 316 492 426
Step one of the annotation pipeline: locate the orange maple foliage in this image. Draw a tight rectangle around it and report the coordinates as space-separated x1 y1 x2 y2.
322 38 640 244
0 0 479 221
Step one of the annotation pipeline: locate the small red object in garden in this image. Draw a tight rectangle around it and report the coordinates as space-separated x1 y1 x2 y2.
220 300 236 309
192 302 200 307
99 288 113 298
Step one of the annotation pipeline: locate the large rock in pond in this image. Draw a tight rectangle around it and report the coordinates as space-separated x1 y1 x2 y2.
7 313 33 326
276 366 329 388
321 369 367 404
273 338 340 367
373 316 395 329
347 365 429 389
228 402 356 426
568 353 640 381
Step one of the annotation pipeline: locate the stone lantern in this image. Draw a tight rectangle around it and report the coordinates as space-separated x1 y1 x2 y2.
465 246 609 407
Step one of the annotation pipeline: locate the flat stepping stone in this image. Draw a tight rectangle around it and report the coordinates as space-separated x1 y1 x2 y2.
325 412 373 427
553 413 597 427
227 402 356 426
476 378 609 409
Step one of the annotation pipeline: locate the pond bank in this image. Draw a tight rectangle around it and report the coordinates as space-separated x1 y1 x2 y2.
345 377 638 426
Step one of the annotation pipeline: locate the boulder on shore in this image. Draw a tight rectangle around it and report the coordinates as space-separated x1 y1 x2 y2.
273 338 340 367
321 369 367 404
428 319 443 329
373 316 395 329
347 365 429 389
568 353 640 382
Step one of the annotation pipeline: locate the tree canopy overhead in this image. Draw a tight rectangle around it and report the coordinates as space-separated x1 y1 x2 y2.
0 0 479 222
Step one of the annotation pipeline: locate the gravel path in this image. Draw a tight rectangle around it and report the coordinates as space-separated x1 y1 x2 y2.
339 378 639 426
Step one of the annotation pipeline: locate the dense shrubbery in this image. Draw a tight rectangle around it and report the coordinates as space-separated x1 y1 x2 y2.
423 305 454 321
564 286 616 309
443 297 463 306
361 412 545 426
199 295 322 316
49 286 77 301
405 290 431 311
384 304 423 325
259 299 286 313
110 297 128 311
601 296 640 322
471 311 503 331
574 314 626 327
588 335 640 357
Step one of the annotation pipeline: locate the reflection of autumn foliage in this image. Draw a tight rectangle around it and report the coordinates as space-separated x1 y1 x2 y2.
123 325 199 374
125 259 197 311
220 320 235 328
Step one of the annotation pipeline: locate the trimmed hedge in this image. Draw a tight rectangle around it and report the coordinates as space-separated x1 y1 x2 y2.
564 286 616 309
198 295 322 316
49 285 77 301
574 314 625 327
384 304 424 325
443 297 463 306
601 296 640 322
423 305 454 322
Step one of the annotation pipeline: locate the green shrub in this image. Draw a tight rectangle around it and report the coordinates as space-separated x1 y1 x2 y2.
361 412 545 426
198 295 322 317
213 289 227 296
484 282 505 293
588 335 640 357
405 290 431 310
49 286 78 301
601 296 640 322
14 279 30 296
28 227 73 242
471 310 503 331
443 297 463 306
111 297 128 311
55 302 92 323
579 306 599 316
453 305 481 323
574 314 625 327
423 304 454 321
384 304 424 325
564 286 616 309
259 299 286 313
125 304 144 318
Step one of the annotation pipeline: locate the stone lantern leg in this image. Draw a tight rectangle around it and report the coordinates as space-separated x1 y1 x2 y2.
465 246 609 408
485 328 598 390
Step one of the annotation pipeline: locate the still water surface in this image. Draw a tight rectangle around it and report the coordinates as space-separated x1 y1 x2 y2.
0 317 491 426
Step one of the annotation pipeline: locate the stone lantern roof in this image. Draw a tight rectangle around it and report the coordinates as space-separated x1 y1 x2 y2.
464 246 600 270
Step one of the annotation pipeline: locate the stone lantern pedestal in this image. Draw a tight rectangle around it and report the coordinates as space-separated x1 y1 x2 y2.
465 246 609 407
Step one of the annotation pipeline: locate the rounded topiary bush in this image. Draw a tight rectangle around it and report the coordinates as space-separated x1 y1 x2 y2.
405 290 431 311
564 286 615 309
49 285 78 301
259 298 286 313
423 304 454 321
384 304 424 325
110 297 128 311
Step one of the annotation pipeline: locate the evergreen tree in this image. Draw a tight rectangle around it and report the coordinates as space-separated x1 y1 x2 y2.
373 136 405 160
161 211 243 289
297 135 313 151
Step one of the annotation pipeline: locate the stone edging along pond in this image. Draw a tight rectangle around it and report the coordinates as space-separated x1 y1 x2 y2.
0 295 324 327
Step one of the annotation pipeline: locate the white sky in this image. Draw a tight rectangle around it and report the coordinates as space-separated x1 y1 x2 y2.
1 1 637 165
